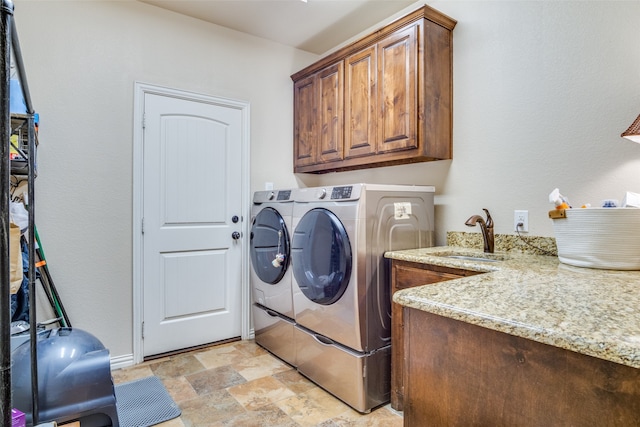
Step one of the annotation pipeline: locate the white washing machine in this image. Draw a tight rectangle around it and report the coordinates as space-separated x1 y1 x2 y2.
291 183 434 412
250 189 296 366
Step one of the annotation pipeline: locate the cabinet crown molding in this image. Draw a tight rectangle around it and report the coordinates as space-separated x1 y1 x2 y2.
291 5 456 81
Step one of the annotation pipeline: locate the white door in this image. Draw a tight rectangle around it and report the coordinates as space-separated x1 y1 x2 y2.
141 91 245 357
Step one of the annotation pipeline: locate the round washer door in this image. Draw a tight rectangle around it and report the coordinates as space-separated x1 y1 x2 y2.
292 208 352 305
250 207 290 284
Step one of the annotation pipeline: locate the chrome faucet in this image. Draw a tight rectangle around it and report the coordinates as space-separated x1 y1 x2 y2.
465 208 494 253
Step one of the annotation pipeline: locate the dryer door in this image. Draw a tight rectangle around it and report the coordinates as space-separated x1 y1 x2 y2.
250 207 290 284
291 208 352 305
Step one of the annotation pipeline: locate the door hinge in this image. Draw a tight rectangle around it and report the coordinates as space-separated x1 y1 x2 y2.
142 113 146 129
142 321 145 339
141 218 144 234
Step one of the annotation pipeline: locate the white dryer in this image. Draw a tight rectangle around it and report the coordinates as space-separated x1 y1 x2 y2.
250 189 296 366
291 184 434 412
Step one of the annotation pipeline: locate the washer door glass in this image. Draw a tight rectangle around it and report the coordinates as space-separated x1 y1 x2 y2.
250 207 290 284
292 208 352 305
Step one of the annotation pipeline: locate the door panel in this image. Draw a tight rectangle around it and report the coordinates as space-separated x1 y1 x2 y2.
143 93 243 357
293 75 317 167
345 46 377 159
162 250 227 318
162 116 227 224
318 62 344 163
378 23 418 152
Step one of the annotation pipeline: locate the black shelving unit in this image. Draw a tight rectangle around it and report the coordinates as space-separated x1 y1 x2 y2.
10 113 37 177
2 0 38 425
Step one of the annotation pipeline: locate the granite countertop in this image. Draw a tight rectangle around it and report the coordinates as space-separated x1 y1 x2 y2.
386 246 640 369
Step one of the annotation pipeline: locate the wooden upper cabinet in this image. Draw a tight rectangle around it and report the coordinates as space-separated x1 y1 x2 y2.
345 45 377 159
293 62 344 166
378 24 417 153
292 5 456 173
293 74 317 167
317 62 344 164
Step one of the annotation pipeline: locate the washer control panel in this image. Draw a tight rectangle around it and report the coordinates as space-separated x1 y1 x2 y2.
331 186 353 200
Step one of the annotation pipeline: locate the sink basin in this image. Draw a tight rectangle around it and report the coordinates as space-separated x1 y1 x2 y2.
428 250 507 263
443 255 499 263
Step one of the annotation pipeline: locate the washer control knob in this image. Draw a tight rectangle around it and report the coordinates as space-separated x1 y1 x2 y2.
317 188 327 199
267 191 276 200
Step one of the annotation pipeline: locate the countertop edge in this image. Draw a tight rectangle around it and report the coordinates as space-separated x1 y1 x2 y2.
388 246 640 369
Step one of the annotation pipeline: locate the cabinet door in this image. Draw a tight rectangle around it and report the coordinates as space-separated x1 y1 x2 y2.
344 46 377 159
391 260 478 412
317 63 344 163
378 23 418 153
293 74 318 168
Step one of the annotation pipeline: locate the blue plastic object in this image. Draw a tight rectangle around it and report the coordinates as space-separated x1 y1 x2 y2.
11 328 119 426
9 79 26 113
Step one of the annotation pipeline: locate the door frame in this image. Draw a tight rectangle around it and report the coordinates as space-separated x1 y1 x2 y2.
132 82 251 364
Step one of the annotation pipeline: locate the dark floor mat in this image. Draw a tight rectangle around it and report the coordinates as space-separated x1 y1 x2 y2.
115 376 181 427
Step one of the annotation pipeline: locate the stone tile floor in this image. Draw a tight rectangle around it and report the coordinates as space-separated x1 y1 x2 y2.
112 339 403 427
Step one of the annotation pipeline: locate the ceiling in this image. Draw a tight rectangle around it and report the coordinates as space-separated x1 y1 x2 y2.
140 0 416 55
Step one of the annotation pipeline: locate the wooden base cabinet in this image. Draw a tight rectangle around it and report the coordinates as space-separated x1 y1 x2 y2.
292 5 456 173
390 260 479 411
403 309 640 426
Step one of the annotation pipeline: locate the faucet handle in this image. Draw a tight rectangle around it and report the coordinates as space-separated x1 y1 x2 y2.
482 208 493 227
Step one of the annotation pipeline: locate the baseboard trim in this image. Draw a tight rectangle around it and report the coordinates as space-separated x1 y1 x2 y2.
110 353 135 371
110 331 256 371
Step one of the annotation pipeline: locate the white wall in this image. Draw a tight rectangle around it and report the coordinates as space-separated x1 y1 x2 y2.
301 1 640 245
13 0 315 358
11 0 640 360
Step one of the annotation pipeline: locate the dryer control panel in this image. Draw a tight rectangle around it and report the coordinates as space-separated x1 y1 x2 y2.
277 190 292 201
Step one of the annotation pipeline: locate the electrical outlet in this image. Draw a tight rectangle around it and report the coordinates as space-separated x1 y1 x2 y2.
514 210 529 232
